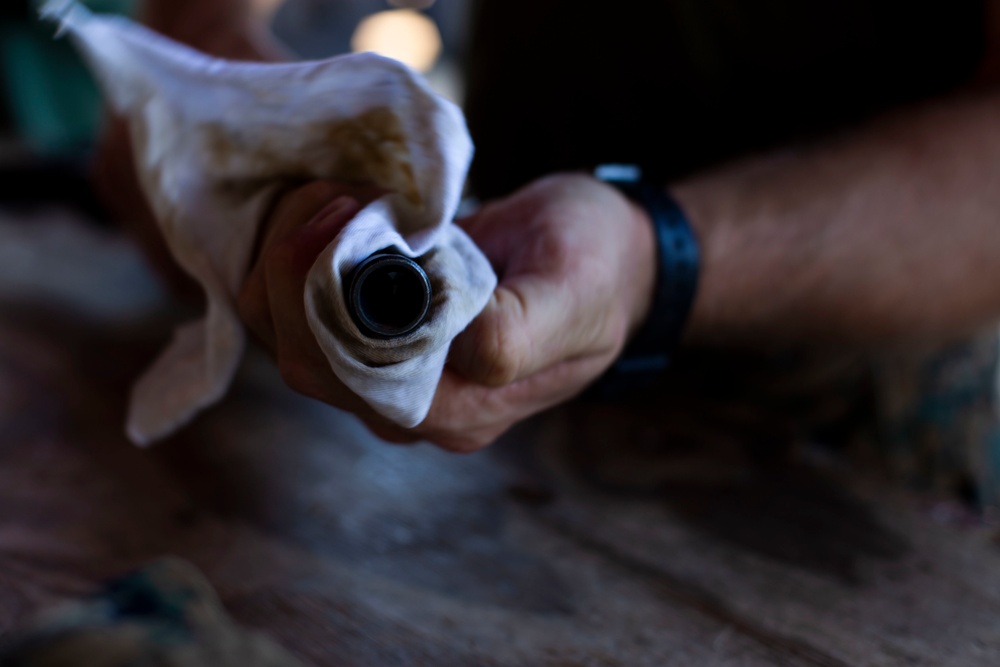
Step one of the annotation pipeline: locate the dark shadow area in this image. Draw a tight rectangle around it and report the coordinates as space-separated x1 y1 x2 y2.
558 350 909 584
658 469 909 584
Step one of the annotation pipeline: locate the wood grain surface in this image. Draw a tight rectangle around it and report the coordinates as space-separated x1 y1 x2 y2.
0 209 998 667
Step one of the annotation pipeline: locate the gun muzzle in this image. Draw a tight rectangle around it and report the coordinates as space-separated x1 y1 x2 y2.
346 250 432 339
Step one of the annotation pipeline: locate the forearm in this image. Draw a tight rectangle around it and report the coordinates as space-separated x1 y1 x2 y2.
675 88 1000 350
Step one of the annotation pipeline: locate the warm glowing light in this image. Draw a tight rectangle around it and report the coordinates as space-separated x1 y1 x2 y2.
351 9 443 73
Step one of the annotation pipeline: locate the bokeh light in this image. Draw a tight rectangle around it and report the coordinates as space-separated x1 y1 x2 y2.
350 9 442 73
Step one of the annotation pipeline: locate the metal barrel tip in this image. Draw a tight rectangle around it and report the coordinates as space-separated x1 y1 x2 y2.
346 250 432 339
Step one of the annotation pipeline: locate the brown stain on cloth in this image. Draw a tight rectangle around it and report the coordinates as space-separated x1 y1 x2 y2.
203 107 423 217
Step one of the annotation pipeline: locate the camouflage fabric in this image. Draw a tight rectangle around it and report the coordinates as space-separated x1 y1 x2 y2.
874 330 1000 511
0 558 310 667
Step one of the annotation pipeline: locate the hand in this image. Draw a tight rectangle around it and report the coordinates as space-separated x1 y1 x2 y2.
237 181 401 430
239 173 657 451
410 173 657 450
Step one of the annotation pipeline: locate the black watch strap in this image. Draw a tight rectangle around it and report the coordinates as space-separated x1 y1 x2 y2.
589 164 700 397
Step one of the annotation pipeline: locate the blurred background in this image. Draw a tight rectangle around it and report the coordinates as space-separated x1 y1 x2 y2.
0 0 469 207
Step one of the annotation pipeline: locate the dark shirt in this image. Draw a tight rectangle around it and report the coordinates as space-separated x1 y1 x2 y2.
465 0 986 198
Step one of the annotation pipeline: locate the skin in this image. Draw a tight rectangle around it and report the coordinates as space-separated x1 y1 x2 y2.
99 0 1000 451
676 85 1000 350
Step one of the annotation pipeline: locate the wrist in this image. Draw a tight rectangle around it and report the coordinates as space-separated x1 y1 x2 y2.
589 165 701 395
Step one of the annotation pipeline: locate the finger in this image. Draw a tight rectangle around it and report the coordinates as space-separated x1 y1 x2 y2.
419 351 611 452
448 271 618 387
265 196 360 348
242 193 365 356
259 180 384 254
362 419 422 445
265 197 373 409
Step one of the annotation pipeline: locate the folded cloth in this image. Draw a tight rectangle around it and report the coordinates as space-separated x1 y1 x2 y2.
41 1 496 445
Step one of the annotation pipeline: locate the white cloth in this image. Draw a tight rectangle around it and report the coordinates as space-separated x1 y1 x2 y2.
42 1 496 445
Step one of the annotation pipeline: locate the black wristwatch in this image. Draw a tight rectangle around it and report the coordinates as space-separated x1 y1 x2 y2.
588 164 700 398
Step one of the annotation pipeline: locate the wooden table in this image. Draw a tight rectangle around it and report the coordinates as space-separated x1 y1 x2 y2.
0 209 998 667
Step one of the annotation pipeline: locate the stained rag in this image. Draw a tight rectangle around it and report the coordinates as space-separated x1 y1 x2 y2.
41 1 496 445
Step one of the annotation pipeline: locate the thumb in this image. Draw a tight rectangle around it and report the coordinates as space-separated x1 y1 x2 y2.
449 274 611 387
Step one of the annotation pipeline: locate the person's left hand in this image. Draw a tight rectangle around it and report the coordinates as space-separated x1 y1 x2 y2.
239 173 657 451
